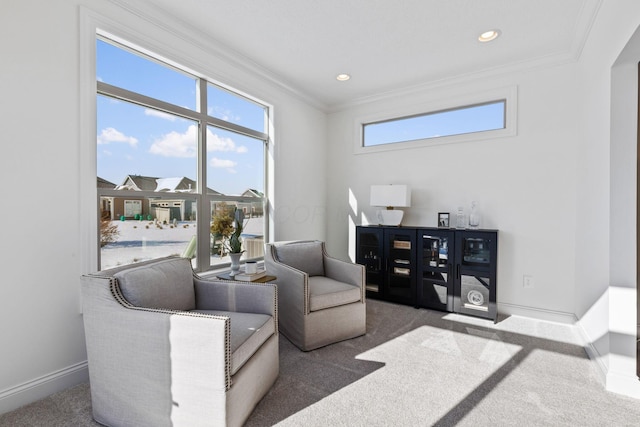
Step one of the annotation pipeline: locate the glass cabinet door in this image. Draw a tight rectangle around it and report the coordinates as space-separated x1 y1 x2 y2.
384 229 416 305
356 227 384 299
461 237 492 269
458 274 492 314
418 231 454 311
454 230 498 321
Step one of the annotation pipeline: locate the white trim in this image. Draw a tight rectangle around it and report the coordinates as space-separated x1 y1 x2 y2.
79 6 273 274
498 301 577 325
79 6 100 281
0 361 88 415
105 0 323 111
330 0 601 113
353 86 517 155
576 321 608 385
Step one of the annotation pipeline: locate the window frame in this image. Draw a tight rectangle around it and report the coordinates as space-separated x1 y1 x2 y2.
354 86 518 155
94 34 270 273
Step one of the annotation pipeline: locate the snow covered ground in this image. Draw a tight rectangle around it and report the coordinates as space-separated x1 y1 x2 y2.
100 218 264 270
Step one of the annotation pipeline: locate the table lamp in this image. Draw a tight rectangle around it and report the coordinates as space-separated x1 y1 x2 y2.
370 184 411 226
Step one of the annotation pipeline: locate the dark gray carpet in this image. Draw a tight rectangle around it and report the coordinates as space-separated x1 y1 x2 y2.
2 299 640 426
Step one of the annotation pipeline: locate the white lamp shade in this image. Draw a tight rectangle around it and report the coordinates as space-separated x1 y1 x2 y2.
370 185 411 207
370 184 411 226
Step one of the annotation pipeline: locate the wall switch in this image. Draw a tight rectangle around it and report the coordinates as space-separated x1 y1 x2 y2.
523 275 534 289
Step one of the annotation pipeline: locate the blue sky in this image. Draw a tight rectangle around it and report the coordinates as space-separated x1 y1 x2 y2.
97 39 504 194
96 39 265 195
364 101 505 146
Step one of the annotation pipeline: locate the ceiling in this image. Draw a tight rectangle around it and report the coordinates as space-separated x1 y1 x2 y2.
131 0 600 110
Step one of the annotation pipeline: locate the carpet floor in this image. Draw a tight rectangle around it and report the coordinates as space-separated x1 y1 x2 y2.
2 299 640 426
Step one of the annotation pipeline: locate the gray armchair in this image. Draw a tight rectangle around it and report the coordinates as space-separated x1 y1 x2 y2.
264 240 366 351
81 256 278 427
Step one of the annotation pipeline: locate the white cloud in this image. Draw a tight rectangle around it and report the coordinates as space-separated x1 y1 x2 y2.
144 109 176 121
147 125 248 159
208 106 240 123
210 157 237 173
149 125 198 158
207 129 249 154
97 127 138 147
207 130 237 152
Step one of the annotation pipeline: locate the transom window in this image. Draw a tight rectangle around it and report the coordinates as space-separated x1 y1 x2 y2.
96 35 269 272
363 100 506 147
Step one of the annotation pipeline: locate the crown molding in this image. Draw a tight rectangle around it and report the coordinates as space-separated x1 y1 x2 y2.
105 0 327 111
105 0 602 115
327 0 603 113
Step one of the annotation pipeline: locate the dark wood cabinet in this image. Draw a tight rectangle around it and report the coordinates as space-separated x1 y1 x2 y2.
453 229 498 321
355 226 416 305
355 226 385 299
356 225 498 321
384 228 417 306
417 229 455 312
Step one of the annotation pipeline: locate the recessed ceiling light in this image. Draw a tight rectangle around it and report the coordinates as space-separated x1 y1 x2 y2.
478 29 501 43
336 73 351 81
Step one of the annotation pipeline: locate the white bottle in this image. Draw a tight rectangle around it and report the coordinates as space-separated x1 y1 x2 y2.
456 207 466 229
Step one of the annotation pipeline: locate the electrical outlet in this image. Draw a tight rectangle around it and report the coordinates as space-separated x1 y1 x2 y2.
523 275 534 289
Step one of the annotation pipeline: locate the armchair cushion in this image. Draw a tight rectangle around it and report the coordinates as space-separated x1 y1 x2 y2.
114 258 196 311
274 240 325 276
308 276 362 312
193 310 274 375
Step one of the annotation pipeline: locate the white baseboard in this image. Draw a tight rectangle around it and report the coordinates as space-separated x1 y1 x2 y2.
605 370 640 399
576 320 640 399
576 321 608 385
498 302 577 324
0 361 89 415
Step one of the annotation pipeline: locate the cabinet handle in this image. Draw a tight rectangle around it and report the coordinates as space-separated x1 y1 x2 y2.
456 264 460 279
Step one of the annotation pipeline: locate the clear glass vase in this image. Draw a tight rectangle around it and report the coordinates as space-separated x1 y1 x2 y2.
469 201 480 229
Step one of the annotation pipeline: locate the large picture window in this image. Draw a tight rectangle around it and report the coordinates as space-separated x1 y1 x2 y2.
96 36 269 272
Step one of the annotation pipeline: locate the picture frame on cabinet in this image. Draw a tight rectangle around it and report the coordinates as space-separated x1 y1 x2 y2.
438 212 450 228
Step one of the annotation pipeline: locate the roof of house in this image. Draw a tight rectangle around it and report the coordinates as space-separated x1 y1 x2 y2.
97 177 116 189
114 175 221 194
242 188 264 198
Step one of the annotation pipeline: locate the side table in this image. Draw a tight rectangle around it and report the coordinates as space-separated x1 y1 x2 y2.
216 272 277 283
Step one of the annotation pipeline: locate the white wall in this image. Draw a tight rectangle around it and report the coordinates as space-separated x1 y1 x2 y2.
325 0 640 399
574 0 640 398
327 62 581 322
0 0 326 414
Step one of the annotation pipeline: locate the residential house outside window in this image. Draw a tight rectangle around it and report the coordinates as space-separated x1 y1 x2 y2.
96 36 269 271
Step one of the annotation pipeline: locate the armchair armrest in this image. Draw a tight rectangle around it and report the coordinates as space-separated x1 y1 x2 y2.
81 275 232 424
193 276 277 319
264 243 310 315
324 254 366 295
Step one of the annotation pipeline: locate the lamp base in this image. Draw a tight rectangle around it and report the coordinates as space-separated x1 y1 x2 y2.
376 209 405 226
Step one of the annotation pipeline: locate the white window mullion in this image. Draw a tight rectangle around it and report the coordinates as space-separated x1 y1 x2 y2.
196 79 210 271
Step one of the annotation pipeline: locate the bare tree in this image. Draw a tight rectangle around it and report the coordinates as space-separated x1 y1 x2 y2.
100 215 120 247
